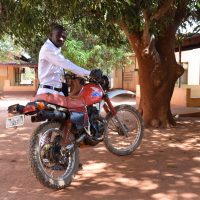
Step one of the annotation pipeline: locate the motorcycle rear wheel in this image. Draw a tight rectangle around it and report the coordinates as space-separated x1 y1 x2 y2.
104 105 144 156
28 121 79 189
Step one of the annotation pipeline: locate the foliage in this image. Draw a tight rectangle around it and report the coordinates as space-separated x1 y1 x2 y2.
0 35 23 62
63 30 132 74
0 26 131 75
86 44 131 74
0 1 198 53
63 39 89 68
0 0 199 71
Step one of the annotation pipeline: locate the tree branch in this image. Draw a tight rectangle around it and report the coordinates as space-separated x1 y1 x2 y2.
118 19 141 52
173 0 189 29
151 0 174 21
0 2 2 16
142 9 151 46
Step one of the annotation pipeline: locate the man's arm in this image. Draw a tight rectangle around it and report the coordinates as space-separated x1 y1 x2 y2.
44 47 90 77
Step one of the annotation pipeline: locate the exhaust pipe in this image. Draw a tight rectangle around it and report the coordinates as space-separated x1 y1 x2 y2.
31 110 68 122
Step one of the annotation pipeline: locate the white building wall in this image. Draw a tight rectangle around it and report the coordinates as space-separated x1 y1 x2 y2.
175 48 200 85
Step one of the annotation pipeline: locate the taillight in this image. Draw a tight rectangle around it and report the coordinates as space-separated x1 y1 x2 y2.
37 102 46 110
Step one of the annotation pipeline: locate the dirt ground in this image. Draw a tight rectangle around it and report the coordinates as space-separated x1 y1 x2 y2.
0 95 200 200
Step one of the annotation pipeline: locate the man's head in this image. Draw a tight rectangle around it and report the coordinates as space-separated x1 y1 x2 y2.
49 24 67 48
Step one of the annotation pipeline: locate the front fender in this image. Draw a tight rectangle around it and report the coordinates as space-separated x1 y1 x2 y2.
99 89 135 112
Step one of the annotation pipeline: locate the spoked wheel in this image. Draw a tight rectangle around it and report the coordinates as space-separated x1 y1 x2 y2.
29 121 79 189
104 105 144 156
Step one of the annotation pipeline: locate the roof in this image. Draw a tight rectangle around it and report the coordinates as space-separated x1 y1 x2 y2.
175 34 200 52
0 62 37 68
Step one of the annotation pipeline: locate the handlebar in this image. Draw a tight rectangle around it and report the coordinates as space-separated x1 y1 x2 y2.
64 73 77 80
64 73 88 86
64 72 110 91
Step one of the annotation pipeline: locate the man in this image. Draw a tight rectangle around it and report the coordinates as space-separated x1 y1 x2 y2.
37 24 91 95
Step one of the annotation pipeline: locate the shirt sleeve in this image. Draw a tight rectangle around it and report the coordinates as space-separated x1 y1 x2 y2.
43 46 91 77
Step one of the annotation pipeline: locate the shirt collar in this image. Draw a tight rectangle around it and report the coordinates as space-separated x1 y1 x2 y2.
46 39 61 50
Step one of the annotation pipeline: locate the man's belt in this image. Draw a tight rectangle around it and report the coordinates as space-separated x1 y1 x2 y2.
39 84 62 92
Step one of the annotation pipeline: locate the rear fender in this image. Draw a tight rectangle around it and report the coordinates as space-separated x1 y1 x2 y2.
22 101 48 115
99 89 135 112
23 103 37 114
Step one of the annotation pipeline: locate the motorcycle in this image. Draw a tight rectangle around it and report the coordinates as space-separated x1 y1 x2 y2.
6 72 144 189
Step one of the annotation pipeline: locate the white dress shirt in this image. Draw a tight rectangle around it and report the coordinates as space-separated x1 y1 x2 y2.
37 39 90 95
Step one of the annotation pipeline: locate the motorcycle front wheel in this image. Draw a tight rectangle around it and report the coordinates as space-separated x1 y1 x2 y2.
28 121 79 189
104 105 144 156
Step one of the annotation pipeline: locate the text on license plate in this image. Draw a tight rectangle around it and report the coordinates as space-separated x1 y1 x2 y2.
6 115 25 128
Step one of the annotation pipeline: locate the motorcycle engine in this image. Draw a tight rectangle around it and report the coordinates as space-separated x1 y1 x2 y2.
85 106 106 146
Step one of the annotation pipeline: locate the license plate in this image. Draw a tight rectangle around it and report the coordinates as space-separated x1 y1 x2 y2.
6 115 25 128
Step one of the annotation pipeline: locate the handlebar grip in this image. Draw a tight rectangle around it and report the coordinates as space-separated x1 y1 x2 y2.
64 73 76 80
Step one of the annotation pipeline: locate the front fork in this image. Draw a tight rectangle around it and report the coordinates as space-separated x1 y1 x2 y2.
103 95 128 136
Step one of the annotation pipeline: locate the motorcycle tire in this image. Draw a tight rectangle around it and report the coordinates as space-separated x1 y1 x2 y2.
104 105 144 156
28 121 79 189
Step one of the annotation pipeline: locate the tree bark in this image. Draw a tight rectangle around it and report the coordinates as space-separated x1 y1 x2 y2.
129 32 184 128
118 0 189 128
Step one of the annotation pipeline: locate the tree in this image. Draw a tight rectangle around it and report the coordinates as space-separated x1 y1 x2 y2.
0 0 74 61
0 0 199 127
66 0 198 128
63 38 130 74
52 23 131 72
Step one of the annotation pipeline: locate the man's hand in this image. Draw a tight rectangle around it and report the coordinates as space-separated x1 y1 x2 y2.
90 69 103 81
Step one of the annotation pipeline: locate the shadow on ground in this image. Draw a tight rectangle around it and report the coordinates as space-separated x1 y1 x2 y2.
0 96 200 200
0 116 200 200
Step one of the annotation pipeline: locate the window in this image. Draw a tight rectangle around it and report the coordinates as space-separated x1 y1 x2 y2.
14 67 35 86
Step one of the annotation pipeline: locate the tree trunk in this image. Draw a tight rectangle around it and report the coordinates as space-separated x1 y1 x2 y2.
130 33 184 128
117 0 189 128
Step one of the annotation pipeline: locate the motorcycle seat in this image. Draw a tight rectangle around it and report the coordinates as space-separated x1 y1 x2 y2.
31 93 86 109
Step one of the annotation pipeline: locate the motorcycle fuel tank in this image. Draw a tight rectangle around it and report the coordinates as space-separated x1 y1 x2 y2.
79 83 103 106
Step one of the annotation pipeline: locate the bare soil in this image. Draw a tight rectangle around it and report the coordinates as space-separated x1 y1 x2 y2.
0 95 200 200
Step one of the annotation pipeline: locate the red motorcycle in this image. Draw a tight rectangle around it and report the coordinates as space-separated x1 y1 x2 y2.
6 73 144 189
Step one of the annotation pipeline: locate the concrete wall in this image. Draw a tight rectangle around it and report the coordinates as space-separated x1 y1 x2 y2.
3 79 36 92
0 65 38 94
177 84 200 98
0 67 7 91
112 55 139 91
171 87 188 106
112 68 123 89
7 66 15 85
136 85 200 107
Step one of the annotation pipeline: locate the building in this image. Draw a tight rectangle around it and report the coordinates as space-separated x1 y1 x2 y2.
112 53 139 91
112 34 200 107
175 34 200 87
0 62 38 95
0 34 199 104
